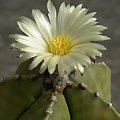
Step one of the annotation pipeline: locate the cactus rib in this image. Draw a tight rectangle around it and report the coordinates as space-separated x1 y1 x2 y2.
44 92 57 120
19 90 70 120
70 63 111 102
64 85 120 120
0 75 45 120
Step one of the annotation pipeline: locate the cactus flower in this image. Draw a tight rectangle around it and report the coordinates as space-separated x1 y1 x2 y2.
10 0 109 76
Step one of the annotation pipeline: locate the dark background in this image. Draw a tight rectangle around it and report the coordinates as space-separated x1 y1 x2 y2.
0 0 120 112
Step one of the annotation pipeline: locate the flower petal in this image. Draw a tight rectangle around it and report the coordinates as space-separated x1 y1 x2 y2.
58 58 65 77
47 0 57 36
10 34 46 51
75 62 84 73
48 55 60 74
40 55 53 73
21 53 37 61
67 10 95 36
20 47 43 53
61 55 73 73
32 9 53 42
10 1 109 77
57 2 66 34
74 43 106 50
17 21 39 39
11 43 27 49
29 56 44 70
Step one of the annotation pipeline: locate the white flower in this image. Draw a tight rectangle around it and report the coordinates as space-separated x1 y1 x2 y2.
10 0 110 76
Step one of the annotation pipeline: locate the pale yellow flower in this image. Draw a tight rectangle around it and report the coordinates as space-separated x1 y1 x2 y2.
10 0 109 76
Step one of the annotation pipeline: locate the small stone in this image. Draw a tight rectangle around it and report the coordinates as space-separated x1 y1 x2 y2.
50 95 57 102
107 102 112 108
79 83 87 90
94 92 100 97
46 107 53 115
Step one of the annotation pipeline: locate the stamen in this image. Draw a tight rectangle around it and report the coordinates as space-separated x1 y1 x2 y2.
48 36 71 56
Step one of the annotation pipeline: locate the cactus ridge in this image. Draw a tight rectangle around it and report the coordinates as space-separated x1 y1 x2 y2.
19 90 70 120
0 75 46 120
70 63 111 102
44 92 58 120
0 61 120 120
15 59 42 75
64 85 120 120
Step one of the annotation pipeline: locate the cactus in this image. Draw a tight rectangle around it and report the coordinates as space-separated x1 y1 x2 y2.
0 62 120 120
64 87 120 120
0 1 119 119
19 91 70 120
70 63 111 102
15 59 41 75
0 75 46 120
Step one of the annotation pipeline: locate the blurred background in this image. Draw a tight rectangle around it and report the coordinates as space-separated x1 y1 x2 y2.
0 0 120 112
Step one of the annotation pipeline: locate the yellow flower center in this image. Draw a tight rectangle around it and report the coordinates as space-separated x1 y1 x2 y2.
48 36 71 56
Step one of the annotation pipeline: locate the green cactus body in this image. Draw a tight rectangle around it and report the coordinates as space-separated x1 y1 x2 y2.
16 59 41 75
71 63 111 102
19 90 70 120
64 86 120 120
0 62 120 120
0 76 45 120
4 0 120 119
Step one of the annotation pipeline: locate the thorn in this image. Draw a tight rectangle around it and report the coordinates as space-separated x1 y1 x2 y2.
78 83 87 90
107 102 112 108
15 75 21 80
50 95 57 102
57 78 63 85
46 107 53 115
94 92 100 97
53 85 61 93
66 81 74 88
0 77 5 84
